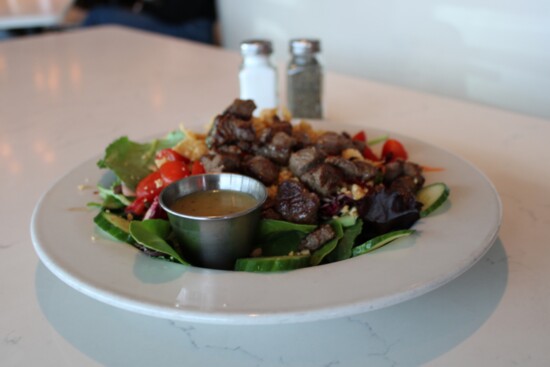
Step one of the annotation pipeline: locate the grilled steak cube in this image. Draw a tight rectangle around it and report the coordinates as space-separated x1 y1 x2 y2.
256 131 295 165
299 223 336 251
292 130 313 150
206 114 256 149
275 180 320 224
315 132 354 156
259 119 293 143
383 159 425 192
289 146 325 177
200 153 241 173
353 160 379 182
301 163 344 196
244 156 279 186
223 99 256 120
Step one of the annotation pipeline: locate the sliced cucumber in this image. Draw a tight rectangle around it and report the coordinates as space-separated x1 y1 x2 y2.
235 255 311 272
417 182 450 217
352 229 415 257
94 211 131 242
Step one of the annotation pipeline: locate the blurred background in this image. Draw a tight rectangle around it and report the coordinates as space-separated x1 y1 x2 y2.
1 0 549 119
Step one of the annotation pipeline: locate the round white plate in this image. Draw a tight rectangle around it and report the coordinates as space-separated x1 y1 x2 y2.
31 129 501 324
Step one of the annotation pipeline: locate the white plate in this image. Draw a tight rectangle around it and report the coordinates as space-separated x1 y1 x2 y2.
31 129 501 324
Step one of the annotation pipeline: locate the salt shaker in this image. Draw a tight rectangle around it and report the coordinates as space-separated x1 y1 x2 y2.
287 39 323 119
239 40 278 114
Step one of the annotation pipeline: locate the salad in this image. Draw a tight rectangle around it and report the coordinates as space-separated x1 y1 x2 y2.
91 99 449 272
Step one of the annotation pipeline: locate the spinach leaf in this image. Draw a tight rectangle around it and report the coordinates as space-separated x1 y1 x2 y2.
258 231 305 257
325 219 363 263
310 220 344 266
258 219 317 240
129 219 189 265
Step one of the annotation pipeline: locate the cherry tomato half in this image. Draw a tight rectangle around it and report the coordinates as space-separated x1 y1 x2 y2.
159 161 190 185
125 196 148 216
352 130 367 142
135 171 164 201
381 139 408 162
191 160 206 175
155 149 190 163
363 146 380 161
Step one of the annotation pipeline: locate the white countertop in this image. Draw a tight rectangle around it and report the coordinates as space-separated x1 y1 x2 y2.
1 26 549 366
0 0 72 30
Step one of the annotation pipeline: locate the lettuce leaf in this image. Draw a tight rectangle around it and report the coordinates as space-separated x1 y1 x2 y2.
97 130 184 189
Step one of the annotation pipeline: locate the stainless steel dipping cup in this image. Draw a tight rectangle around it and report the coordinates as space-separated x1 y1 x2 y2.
159 173 267 270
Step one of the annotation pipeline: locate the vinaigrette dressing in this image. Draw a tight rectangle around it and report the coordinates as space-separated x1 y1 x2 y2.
170 190 258 217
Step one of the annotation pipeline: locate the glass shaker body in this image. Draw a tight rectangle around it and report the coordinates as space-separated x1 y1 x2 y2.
239 40 278 114
287 40 323 119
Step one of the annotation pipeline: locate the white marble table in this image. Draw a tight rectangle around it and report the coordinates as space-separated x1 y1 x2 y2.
1 26 549 366
0 0 72 30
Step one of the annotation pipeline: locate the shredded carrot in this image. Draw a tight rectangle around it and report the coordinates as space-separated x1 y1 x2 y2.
421 165 445 172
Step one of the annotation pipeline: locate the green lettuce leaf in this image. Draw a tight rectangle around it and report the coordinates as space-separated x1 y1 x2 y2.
97 130 184 189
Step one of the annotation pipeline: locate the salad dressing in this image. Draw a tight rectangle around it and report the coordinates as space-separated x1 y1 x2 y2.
170 189 258 217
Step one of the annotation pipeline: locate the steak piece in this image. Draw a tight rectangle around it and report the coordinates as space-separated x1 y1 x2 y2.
244 156 279 186
223 99 256 120
325 156 379 182
200 153 241 173
262 197 283 220
353 160 380 182
383 159 425 192
403 161 425 190
206 113 256 150
289 146 325 177
275 180 320 224
257 131 295 165
390 176 418 195
315 132 354 156
384 160 404 182
292 130 313 150
301 163 344 196
259 119 293 143
299 223 336 251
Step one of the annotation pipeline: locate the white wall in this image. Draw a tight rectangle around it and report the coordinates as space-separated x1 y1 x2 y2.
217 0 550 119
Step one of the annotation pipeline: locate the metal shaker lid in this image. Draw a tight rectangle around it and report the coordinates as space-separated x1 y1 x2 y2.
240 40 273 56
289 39 321 55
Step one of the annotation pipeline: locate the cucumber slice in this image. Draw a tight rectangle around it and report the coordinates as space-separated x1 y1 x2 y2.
235 255 311 272
417 182 450 217
352 229 415 257
94 211 131 242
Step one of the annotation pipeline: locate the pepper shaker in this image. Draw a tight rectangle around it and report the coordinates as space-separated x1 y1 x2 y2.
287 39 323 119
239 39 278 114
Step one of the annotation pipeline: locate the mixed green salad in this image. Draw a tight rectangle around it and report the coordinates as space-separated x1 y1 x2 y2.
90 106 449 272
